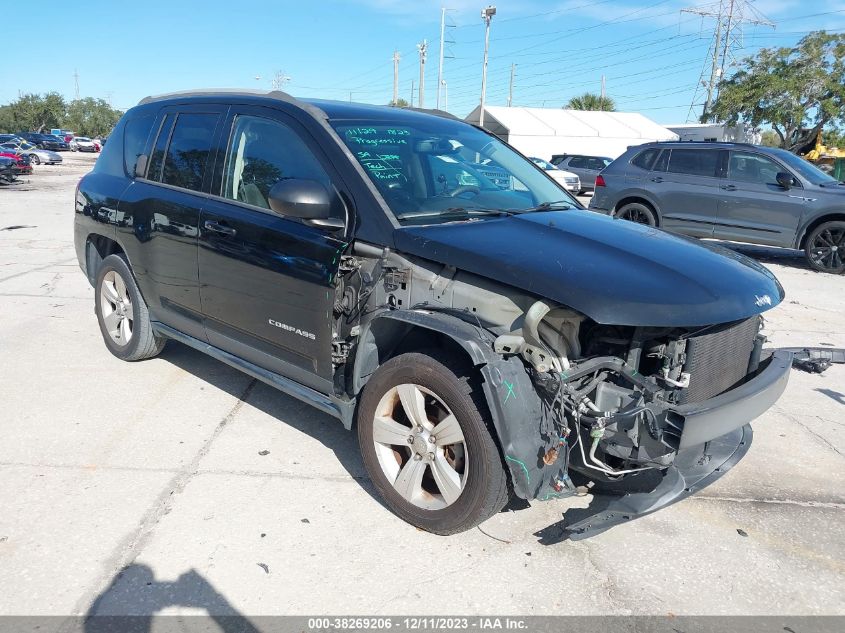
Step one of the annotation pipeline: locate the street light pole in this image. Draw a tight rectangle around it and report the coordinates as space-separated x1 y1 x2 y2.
479 5 496 128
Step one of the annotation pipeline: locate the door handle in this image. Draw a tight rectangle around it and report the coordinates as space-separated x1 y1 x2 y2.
651 177 663 183
720 184 737 191
203 220 236 237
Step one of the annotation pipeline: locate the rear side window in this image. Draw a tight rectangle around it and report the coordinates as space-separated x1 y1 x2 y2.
567 157 586 168
666 149 718 177
123 114 155 177
160 113 219 191
631 148 659 170
146 115 172 182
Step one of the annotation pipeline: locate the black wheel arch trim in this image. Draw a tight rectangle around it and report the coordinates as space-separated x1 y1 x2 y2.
795 212 845 250
352 309 570 500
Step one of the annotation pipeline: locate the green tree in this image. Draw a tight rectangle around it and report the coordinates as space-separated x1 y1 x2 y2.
711 31 845 152
0 92 66 133
565 93 615 111
760 129 780 147
64 97 123 137
390 97 410 107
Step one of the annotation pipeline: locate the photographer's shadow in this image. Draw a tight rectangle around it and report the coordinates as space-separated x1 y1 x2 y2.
85 564 260 632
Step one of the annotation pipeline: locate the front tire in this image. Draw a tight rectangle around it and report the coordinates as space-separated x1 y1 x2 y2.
616 201 657 226
805 221 845 274
357 352 508 535
94 254 166 361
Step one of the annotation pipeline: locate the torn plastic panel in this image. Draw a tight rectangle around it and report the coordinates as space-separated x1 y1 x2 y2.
563 424 753 540
783 347 845 374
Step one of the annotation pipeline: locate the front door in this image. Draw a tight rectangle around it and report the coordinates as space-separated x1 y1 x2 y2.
714 150 806 247
198 108 348 393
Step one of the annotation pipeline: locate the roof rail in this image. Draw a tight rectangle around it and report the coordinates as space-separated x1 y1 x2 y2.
138 88 299 106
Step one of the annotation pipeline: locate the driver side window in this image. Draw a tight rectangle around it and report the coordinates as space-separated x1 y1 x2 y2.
728 151 783 185
222 115 333 212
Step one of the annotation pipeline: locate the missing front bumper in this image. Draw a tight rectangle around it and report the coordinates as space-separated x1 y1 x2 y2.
562 423 753 540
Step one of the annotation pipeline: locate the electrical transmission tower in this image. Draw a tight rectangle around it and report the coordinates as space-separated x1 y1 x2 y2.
682 0 774 122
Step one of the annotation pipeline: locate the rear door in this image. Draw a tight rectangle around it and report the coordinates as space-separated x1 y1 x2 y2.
651 147 721 238
116 106 226 340
198 107 348 393
714 150 805 247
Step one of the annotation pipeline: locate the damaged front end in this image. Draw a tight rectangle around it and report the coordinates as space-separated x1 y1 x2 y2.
483 301 792 538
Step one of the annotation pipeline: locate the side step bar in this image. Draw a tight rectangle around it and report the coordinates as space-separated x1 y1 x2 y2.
152 322 354 427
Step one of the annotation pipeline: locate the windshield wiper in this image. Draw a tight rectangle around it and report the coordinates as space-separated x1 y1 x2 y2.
512 200 574 213
438 207 516 219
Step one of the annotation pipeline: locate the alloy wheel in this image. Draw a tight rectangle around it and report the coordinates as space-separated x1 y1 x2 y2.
371 383 468 510
618 206 655 225
809 226 845 272
99 270 133 345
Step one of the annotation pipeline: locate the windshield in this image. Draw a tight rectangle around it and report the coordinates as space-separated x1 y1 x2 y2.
331 117 576 225
769 147 839 185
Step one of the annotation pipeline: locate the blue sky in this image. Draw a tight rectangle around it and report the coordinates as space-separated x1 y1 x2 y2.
5 0 845 124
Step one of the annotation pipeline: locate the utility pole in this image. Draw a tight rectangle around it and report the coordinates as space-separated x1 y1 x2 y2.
437 8 446 110
410 80 415 107
435 7 456 111
600 74 606 100
682 0 774 122
479 5 496 127
73 69 80 100
417 39 428 108
392 50 401 105
441 80 448 111
507 63 516 107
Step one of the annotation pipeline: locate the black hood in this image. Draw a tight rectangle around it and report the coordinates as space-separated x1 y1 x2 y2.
394 210 784 327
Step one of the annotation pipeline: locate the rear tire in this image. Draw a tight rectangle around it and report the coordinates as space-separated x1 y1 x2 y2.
616 201 657 226
805 221 845 274
28 154 41 165
357 352 508 535
94 254 166 361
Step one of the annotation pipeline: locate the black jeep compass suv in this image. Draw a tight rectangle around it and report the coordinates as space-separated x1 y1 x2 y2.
74 90 791 537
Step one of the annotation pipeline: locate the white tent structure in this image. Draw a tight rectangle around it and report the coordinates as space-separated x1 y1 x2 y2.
465 106 679 160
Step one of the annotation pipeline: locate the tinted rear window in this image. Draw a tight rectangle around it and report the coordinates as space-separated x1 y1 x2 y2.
123 114 155 177
665 148 718 177
159 113 219 191
631 148 659 170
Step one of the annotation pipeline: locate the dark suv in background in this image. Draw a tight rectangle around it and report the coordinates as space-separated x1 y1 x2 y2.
18 132 69 151
589 141 845 273
551 154 612 194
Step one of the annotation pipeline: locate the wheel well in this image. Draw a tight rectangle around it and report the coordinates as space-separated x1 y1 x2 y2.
85 235 124 285
614 197 659 226
352 320 477 397
798 214 845 250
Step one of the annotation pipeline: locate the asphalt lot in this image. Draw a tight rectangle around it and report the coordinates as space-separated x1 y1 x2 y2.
1 153 843 617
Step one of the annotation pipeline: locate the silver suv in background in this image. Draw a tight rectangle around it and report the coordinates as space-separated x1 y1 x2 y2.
589 142 845 273
551 154 612 194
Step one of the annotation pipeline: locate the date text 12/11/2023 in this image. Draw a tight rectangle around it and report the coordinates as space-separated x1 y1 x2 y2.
307 617 528 630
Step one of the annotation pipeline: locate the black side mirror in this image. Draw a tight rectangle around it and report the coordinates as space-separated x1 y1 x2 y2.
776 172 793 190
268 179 344 229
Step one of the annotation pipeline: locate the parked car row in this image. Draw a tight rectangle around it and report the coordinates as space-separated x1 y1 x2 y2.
0 132 105 153
0 138 62 168
586 141 845 274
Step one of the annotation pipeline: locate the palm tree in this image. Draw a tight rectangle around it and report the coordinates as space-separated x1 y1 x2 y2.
565 93 616 111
